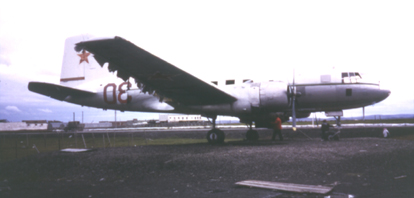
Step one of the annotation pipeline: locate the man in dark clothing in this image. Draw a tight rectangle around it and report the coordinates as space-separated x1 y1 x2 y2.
321 120 330 141
272 117 283 141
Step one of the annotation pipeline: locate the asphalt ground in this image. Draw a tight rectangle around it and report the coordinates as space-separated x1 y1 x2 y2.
0 127 413 198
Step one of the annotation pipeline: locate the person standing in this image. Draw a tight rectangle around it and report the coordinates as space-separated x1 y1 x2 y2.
272 117 283 141
321 120 330 141
383 128 390 138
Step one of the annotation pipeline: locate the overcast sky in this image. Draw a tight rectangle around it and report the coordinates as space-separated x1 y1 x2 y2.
1 0 413 123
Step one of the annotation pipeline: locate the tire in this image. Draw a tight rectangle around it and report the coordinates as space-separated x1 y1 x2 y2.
206 129 225 144
246 130 259 141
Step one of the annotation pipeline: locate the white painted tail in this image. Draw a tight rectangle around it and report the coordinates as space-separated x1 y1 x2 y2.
59 34 117 91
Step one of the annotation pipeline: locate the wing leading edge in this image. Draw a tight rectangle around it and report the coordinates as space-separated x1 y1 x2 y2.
75 37 237 106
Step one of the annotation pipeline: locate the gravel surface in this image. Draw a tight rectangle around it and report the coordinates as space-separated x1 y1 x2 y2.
0 128 413 198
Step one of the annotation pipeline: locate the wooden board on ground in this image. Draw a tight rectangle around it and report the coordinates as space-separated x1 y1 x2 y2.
61 148 91 153
235 180 334 194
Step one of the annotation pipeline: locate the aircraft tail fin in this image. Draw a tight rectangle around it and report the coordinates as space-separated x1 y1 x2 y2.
60 34 115 89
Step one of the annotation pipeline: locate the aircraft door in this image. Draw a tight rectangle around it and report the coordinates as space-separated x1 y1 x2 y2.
248 83 260 108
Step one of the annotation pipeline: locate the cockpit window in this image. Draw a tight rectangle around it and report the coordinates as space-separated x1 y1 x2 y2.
342 72 362 83
226 80 235 85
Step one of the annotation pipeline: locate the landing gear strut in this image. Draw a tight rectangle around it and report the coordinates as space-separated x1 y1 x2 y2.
334 116 341 127
245 121 259 141
206 116 225 144
330 116 341 141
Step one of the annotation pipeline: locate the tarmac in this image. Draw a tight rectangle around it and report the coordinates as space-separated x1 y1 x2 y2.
0 127 413 198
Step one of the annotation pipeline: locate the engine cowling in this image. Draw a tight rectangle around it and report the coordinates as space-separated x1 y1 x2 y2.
259 81 289 111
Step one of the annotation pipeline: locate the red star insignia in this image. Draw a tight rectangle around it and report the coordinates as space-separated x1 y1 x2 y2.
77 49 90 64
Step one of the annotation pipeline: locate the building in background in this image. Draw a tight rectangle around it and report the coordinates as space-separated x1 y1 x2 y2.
159 114 202 123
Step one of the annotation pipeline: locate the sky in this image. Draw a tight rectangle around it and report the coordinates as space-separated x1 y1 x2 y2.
0 0 413 123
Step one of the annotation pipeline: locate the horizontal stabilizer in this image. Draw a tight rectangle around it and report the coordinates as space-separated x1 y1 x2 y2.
28 82 95 101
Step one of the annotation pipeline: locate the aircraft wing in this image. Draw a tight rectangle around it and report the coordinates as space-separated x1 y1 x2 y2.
75 37 237 106
28 82 95 101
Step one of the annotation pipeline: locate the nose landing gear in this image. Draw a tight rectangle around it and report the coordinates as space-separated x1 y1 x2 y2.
245 122 259 141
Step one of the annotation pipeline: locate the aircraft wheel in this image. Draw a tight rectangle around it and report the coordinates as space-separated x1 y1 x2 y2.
246 130 259 141
206 129 225 144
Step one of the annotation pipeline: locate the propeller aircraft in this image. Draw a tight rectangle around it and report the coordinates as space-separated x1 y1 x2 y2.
28 35 391 144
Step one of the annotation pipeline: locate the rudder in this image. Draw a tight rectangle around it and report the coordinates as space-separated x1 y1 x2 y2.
60 34 115 89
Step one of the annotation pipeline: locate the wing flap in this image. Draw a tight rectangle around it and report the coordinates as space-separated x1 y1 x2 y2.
28 82 95 101
75 37 237 105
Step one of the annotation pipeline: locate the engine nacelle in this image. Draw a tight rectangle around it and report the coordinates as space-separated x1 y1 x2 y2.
259 81 289 111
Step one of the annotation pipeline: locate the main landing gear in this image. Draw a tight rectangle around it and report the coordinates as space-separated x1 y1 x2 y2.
206 116 225 144
245 121 259 141
206 118 259 144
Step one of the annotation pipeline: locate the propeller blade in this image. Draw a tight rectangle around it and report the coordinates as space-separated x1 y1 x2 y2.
292 68 297 131
292 89 296 131
293 68 295 86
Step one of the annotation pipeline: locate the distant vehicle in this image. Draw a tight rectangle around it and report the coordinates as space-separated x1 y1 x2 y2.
29 35 390 143
47 122 65 131
64 121 85 132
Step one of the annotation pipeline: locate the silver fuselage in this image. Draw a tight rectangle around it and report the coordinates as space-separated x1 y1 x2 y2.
64 79 390 121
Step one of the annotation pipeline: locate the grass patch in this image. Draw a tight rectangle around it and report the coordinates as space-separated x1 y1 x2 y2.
0 133 243 162
393 134 414 141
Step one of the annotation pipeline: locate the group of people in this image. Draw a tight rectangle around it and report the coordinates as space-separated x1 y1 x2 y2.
270 117 333 141
321 120 390 140
270 117 390 141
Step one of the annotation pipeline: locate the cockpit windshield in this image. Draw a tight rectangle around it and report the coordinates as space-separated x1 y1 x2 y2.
342 72 362 83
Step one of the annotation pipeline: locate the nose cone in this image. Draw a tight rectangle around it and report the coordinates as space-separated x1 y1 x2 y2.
375 89 391 103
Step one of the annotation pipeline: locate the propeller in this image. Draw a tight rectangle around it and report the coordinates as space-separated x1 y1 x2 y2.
288 69 299 131
291 69 297 131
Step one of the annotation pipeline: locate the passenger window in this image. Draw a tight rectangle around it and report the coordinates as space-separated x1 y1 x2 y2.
226 80 235 85
349 73 355 77
342 72 348 78
346 89 352 96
